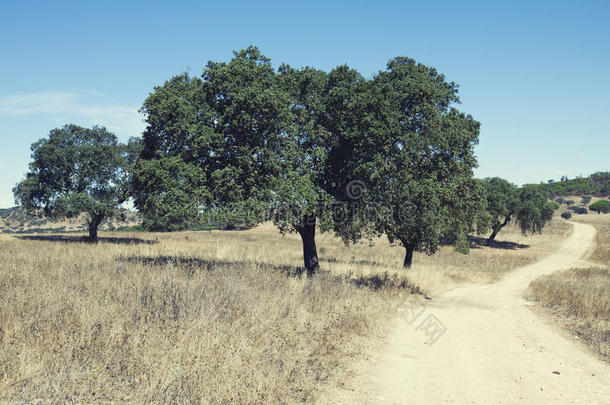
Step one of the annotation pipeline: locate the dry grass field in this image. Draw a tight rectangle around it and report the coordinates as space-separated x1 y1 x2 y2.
527 213 610 362
0 217 571 403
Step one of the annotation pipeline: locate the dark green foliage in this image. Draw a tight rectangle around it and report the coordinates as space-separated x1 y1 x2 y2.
561 212 572 219
515 185 555 234
581 195 592 205
346 57 484 267
567 205 587 214
565 199 575 206
134 48 331 274
13 125 137 242
589 200 610 214
555 197 565 204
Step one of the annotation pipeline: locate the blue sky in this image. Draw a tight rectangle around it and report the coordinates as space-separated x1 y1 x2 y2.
1 0 608 208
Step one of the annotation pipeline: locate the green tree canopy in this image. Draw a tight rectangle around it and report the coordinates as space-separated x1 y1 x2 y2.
343 57 482 267
13 125 138 241
134 47 484 273
134 48 370 275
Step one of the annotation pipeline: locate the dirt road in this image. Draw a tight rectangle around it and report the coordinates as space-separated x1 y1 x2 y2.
327 222 610 404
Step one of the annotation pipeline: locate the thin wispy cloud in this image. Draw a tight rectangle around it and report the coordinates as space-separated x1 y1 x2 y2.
0 91 145 138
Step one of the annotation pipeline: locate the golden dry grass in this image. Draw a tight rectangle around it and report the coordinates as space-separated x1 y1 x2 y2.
0 217 571 403
0 237 400 403
527 214 610 361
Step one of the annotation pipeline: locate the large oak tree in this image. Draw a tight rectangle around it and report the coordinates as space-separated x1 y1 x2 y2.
134 47 485 273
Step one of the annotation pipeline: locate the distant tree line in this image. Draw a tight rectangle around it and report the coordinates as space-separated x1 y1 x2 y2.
14 47 561 274
543 172 610 197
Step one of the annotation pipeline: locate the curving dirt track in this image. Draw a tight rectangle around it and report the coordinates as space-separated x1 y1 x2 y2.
327 222 610 404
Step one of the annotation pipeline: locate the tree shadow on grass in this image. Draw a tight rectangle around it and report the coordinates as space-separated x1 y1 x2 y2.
467 235 529 250
121 255 426 295
120 256 302 276
17 235 158 245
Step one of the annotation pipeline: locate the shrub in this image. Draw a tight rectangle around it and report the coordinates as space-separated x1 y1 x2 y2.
565 199 575 206
590 200 610 214
573 207 588 215
581 196 592 205
561 212 572 219
555 197 565 204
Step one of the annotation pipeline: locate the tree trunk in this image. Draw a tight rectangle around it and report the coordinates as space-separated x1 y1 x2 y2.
487 215 511 246
88 215 102 243
296 216 319 277
403 244 415 268
486 229 499 245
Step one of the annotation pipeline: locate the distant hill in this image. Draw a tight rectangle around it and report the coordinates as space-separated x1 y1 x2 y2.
540 171 610 198
0 207 141 234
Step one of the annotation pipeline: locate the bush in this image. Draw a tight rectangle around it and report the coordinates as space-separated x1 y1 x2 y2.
581 196 592 205
589 200 610 214
561 212 572 219
115 224 145 232
573 207 588 215
565 199 575 206
555 197 565 204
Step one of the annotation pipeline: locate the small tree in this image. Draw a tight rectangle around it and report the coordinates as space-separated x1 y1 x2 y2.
561 212 572 219
14 125 137 242
589 200 609 214
482 178 518 245
483 179 554 244
565 199 575 206
581 195 592 205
